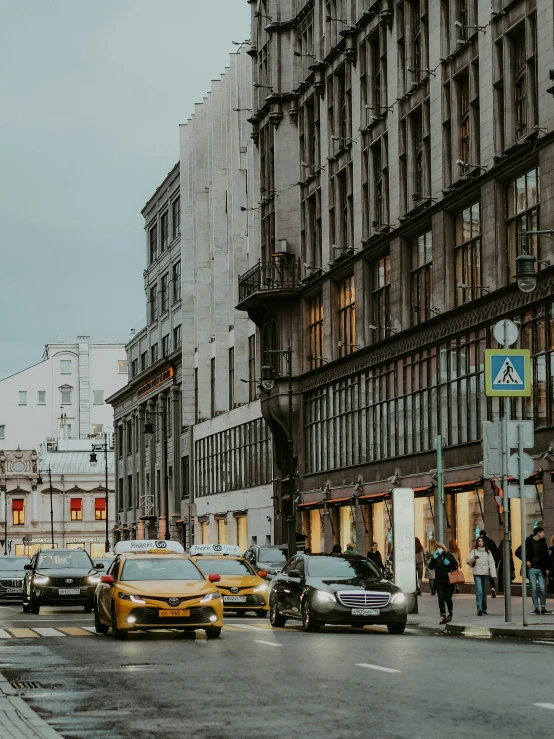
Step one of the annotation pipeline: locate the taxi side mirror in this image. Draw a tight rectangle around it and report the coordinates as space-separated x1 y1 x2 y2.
100 575 115 586
208 574 221 583
288 569 302 579
24 564 33 571
258 570 268 578
95 563 105 570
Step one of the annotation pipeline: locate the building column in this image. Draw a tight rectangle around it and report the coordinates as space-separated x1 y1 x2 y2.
171 385 181 516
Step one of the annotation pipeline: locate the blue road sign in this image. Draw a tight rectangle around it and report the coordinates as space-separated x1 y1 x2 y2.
484 349 531 397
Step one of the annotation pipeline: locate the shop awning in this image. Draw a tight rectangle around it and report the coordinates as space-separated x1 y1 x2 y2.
94 498 106 511
413 485 433 498
358 492 390 504
70 498 82 511
297 499 324 510
12 500 24 511
443 480 481 494
214 513 227 521
325 496 355 506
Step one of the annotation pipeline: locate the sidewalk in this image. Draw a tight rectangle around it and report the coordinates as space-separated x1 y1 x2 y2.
0 671 63 739
408 593 554 639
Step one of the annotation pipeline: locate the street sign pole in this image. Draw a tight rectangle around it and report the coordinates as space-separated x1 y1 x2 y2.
502 404 511 623
436 436 444 545
518 423 528 627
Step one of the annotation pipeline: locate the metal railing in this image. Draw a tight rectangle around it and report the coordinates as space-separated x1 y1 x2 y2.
238 257 302 302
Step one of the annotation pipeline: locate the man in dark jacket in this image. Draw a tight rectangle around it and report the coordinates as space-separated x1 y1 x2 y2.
515 526 551 615
367 542 385 573
480 530 498 597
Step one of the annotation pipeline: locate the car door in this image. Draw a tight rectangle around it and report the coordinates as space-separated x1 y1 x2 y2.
287 556 306 619
275 557 297 616
98 558 119 621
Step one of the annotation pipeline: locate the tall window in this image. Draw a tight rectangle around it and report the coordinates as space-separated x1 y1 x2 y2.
173 261 181 302
372 255 391 339
302 190 322 270
70 498 83 521
12 500 24 525
412 0 422 78
38 391 46 404
162 335 170 357
161 211 169 251
118 360 128 374
300 96 320 170
210 358 216 417
411 231 433 325
0 425 5 439
513 32 527 139
93 390 104 405
259 125 275 262
194 367 199 422
141 351 148 372
507 167 540 281
308 295 324 368
412 108 424 201
161 273 169 313
296 7 314 84
458 75 470 167
172 197 180 237
149 285 158 322
248 336 256 402
95 498 106 520
455 203 481 305
337 275 356 357
372 137 388 228
19 391 27 405
61 390 72 404
60 360 71 374
151 343 159 364
149 224 157 264
329 65 351 148
228 347 235 409
131 358 138 377
173 325 182 350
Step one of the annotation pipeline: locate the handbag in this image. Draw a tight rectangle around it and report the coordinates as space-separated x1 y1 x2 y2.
448 570 465 585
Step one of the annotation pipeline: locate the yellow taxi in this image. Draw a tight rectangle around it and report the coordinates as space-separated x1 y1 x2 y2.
190 544 269 618
94 540 223 639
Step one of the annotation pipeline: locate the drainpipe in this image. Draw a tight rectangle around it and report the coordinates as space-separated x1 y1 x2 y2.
61 474 66 547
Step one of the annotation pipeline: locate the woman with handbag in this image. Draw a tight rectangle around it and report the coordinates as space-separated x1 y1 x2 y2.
467 535 497 616
427 541 460 624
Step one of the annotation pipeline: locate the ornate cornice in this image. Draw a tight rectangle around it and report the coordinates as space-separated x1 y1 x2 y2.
300 275 554 392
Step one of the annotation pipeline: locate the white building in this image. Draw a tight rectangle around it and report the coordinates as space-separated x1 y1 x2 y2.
0 444 116 559
0 336 128 451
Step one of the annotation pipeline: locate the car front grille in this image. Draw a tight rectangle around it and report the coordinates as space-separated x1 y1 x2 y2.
0 579 23 588
48 577 89 587
139 595 201 606
337 591 391 609
129 606 215 625
216 585 252 593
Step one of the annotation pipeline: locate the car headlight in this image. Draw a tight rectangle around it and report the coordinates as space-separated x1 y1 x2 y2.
200 591 221 604
33 576 50 585
87 576 101 585
391 592 405 604
118 593 147 604
253 583 268 593
315 590 335 603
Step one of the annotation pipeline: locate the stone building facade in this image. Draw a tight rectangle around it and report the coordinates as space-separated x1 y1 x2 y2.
239 0 554 580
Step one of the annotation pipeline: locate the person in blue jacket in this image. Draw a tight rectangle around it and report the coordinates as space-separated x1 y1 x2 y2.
427 541 459 625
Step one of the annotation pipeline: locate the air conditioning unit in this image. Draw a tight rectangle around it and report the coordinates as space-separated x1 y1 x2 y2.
46 440 58 452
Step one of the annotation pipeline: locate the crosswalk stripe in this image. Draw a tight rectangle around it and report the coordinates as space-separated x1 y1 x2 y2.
222 625 248 632
58 627 92 636
228 624 273 632
33 628 67 637
0 629 12 639
81 626 97 633
8 628 39 638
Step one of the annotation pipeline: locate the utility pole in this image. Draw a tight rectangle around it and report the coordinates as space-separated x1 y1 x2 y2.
436 436 444 545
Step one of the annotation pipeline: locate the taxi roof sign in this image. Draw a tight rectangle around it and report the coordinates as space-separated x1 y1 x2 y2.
113 540 185 555
189 544 243 557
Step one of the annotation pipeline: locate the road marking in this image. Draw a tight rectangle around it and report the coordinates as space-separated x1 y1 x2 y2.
229 624 273 632
533 641 554 646
8 628 40 638
222 624 249 632
355 663 401 674
534 703 554 711
58 627 92 636
81 626 97 633
0 630 11 639
253 640 283 647
33 628 67 637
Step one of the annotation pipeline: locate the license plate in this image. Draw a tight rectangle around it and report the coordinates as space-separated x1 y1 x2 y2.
159 609 190 617
223 596 247 603
6 588 22 593
352 608 380 616
59 588 81 595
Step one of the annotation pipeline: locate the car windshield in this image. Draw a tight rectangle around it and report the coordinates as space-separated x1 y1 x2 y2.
121 558 204 581
196 559 255 576
258 548 287 564
37 552 92 569
0 558 28 571
307 556 382 579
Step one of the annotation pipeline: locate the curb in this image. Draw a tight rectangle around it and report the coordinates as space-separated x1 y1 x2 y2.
446 623 554 639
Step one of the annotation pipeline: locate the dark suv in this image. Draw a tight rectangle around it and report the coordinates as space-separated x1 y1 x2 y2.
243 545 288 579
22 548 103 614
0 556 30 600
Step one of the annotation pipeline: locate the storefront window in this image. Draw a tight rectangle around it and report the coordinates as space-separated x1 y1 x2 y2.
217 519 228 545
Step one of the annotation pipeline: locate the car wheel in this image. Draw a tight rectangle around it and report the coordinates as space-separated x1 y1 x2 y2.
301 600 320 633
387 621 406 635
205 627 221 639
29 591 40 615
94 603 109 634
255 610 268 619
269 595 286 627
111 604 128 640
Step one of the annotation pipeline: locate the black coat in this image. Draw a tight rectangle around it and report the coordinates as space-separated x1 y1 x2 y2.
427 551 459 584
515 535 550 574
367 550 385 572
483 536 498 560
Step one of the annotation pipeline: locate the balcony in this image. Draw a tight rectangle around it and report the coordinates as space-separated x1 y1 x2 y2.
237 255 303 310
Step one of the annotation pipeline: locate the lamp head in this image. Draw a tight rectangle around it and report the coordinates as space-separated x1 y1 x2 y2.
516 253 537 293
143 422 155 434
89 452 97 467
261 364 275 391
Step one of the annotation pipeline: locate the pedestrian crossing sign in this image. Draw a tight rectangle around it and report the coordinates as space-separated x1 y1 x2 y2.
484 349 531 397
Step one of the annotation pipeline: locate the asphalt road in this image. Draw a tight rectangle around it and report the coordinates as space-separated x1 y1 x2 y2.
0 601 553 739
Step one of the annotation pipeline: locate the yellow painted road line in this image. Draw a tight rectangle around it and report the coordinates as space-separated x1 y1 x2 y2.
222 624 248 632
8 628 39 638
58 627 93 636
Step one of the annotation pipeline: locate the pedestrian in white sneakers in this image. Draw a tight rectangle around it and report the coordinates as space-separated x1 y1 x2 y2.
467 536 496 616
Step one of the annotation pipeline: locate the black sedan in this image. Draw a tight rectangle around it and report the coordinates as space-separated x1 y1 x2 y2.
269 553 407 633
22 548 103 614
244 545 288 579
0 556 30 600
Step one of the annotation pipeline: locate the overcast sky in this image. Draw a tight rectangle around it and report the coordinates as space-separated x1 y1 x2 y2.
0 0 250 379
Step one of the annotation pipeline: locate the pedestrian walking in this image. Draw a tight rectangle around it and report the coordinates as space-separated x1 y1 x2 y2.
515 526 551 615
367 542 385 573
448 538 462 593
331 544 342 555
427 541 459 624
415 537 424 596
479 530 498 597
467 536 497 616
424 548 436 595
345 543 358 555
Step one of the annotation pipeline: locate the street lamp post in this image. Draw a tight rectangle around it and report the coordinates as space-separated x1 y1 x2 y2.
89 434 110 553
143 409 170 540
2 484 7 555
36 467 54 548
261 343 296 562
